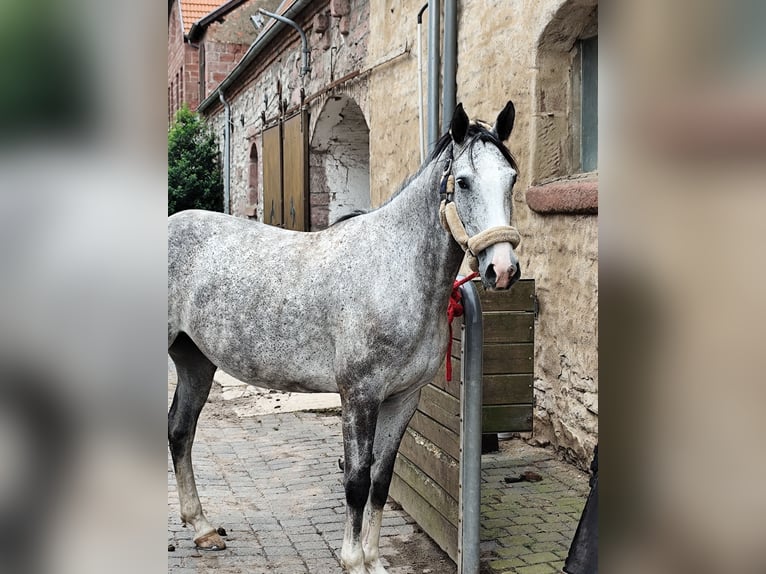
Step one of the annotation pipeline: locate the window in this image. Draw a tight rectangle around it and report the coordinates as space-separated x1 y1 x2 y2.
579 35 598 172
527 0 598 215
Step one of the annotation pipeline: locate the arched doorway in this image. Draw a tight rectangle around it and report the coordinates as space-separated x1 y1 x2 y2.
309 96 370 230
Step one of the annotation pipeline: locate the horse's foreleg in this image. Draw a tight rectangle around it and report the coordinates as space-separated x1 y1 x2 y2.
362 388 422 574
339 397 379 574
168 335 225 550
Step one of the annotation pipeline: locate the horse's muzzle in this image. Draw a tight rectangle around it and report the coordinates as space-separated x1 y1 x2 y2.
479 243 520 290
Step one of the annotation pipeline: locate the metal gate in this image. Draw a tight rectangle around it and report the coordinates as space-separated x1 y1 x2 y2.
261 110 309 231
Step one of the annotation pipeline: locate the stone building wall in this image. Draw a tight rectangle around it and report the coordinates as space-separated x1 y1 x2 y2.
203 0 598 470
366 0 598 469
205 0 371 225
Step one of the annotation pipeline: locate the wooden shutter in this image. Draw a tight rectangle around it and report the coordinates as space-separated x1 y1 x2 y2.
262 124 283 227
281 111 308 231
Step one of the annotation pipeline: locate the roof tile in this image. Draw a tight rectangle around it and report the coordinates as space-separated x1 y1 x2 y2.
180 0 228 35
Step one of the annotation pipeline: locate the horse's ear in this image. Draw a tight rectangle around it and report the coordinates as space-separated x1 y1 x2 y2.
450 103 469 145
493 101 515 141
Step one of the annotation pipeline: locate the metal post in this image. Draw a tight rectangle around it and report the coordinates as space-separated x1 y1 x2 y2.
459 278 483 574
218 92 231 215
442 0 457 133
427 0 441 153
417 3 428 163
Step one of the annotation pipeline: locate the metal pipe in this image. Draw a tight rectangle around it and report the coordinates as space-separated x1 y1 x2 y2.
442 0 457 133
459 278 483 574
257 9 311 77
218 91 231 215
417 3 428 163
426 0 441 152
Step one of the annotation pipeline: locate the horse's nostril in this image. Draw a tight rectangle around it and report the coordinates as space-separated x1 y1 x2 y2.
485 264 497 285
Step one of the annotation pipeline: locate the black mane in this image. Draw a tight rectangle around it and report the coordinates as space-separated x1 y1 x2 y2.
330 209 367 225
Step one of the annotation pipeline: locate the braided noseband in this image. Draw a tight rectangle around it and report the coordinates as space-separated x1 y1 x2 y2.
438 145 521 271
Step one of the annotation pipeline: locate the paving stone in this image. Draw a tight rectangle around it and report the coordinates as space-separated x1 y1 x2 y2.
495 544 531 558
489 557 527 570
515 563 556 574
529 541 566 554
169 366 589 574
521 551 560 564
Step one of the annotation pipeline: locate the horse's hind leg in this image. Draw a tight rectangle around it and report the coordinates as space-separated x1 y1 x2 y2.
362 388 422 574
168 333 225 550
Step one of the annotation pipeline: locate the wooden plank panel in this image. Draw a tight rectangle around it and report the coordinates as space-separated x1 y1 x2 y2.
393 454 458 525
262 124 282 227
389 473 458 561
418 385 460 434
480 313 534 344
482 404 534 433
484 343 534 374
430 362 460 398
473 278 535 312
398 428 459 499
483 374 534 405
450 343 534 375
432 369 533 404
282 111 307 231
452 312 533 344
408 410 460 460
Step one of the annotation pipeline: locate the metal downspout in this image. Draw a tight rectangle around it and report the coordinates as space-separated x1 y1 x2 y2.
219 91 231 215
459 279 483 574
442 0 457 132
417 3 428 163
258 9 311 76
427 0 441 152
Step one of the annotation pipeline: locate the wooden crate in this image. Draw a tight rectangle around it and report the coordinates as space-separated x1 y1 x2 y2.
389 278 535 561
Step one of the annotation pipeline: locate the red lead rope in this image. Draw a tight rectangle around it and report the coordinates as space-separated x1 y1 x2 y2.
445 272 479 382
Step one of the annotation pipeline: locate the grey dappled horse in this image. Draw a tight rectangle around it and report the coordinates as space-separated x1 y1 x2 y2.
168 102 521 574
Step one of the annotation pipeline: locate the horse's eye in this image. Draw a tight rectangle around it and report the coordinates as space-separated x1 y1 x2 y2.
456 177 468 190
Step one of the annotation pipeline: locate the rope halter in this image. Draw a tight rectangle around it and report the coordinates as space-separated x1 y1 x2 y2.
437 149 521 272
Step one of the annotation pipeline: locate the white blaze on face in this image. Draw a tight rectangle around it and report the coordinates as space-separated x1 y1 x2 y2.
478 148 517 288
490 242 518 289
455 140 519 288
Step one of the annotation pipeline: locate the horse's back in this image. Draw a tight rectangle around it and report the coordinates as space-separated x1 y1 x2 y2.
167 210 342 390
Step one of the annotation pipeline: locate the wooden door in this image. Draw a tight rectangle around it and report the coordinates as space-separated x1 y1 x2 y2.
282 111 308 231
262 123 283 227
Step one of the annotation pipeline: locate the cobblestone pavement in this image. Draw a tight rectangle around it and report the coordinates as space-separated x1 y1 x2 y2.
168 365 589 574
480 444 589 574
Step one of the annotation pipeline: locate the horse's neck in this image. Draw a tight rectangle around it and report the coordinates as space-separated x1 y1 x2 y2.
373 162 465 297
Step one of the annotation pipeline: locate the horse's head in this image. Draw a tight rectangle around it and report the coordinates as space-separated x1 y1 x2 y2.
445 101 520 291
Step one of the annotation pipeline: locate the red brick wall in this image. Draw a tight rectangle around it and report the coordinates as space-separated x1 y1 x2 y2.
167 2 185 124
184 44 200 111
201 42 250 101
168 0 201 122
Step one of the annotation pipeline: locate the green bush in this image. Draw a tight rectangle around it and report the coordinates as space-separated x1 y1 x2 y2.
168 105 223 215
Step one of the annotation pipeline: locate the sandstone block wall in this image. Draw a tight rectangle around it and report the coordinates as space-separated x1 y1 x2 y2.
206 0 370 224
366 0 598 469
202 0 598 470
